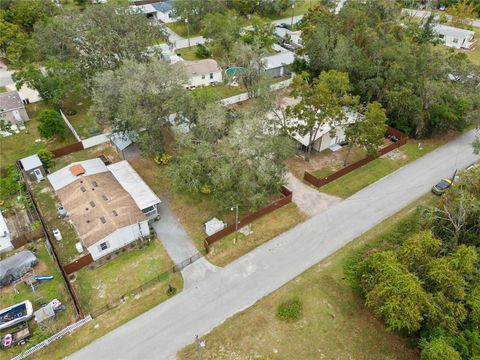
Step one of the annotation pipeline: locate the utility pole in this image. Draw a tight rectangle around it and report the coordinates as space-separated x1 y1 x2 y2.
185 18 190 48
291 3 295 27
231 205 239 244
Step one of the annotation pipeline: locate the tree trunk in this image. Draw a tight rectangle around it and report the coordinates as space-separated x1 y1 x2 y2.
343 143 353 167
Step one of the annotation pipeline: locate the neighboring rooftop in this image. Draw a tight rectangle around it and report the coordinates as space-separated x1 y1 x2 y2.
263 51 295 70
56 171 145 247
177 59 222 77
110 132 133 151
20 154 42 171
433 24 475 38
107 161 161 210
48 158 108 191
152 0 173 13
0 91 24 112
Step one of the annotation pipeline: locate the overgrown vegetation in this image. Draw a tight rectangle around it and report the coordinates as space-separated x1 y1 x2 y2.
346 167 480 359
276 297 303 321
299 1 480 138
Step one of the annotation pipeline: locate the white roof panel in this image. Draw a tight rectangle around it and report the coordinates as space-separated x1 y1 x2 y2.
107 161 161 210
47 158 108 191
20 154 42 171
263 51 295 70
433 24 475 38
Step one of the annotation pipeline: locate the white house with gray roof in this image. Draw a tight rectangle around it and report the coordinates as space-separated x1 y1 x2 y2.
0 90 29 126
134 0 177 23
433 24 476 49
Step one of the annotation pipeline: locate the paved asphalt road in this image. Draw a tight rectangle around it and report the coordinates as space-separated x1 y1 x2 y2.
69 130 479 360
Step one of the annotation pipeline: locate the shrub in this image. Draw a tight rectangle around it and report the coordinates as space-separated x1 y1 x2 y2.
166 284 177 297
195 44 211 59
38 109 66 140
37 149 55 168
154 153 172 166
276 297 302 322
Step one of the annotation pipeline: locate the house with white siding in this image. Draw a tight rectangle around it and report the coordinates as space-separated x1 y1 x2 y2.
175 59 223 88
433 24 476 49
134 0 177 23
47 159 161 261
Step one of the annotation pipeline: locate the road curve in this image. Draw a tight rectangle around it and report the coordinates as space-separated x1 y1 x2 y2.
69 130 479 360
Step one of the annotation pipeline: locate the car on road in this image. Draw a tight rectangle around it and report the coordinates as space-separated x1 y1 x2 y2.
431 178 453 195
276 23 291 29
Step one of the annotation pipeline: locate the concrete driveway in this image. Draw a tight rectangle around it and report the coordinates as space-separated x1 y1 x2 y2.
152 200 219 289
69 131 479 360
286 172 341 217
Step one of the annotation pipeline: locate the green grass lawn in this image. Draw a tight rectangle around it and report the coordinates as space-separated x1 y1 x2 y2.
0 102 77 167
178 196 432 360
0 86 7 93
1 241 77 358
73 237 180 313
166 22 202 38
62 102 100 139
175 46 201 61
319 140 450 198
264 0 319 20
206 203 306 266
465 27 480 65
192 84 246 100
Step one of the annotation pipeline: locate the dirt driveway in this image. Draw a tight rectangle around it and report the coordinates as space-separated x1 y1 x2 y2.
286 172 341 218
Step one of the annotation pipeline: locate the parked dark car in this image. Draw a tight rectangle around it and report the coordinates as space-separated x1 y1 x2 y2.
276 23 291 29
431 178 452 195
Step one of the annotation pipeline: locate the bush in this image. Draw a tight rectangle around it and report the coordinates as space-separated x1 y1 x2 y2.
38 109 66 140
195 44 211 59
154 153 172 166
276 297 302 322
166 284 177 297
0 165 21 198
37 149 55 168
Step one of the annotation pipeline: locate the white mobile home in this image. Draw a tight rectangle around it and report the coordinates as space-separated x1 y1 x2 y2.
433 24 476 49
47 159 161 261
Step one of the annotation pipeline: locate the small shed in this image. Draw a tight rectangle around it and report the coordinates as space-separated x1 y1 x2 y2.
19 154 46 182
34 303 55 324
110 132 139 160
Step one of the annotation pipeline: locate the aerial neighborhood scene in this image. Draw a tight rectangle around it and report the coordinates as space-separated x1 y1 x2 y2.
0 0 480 359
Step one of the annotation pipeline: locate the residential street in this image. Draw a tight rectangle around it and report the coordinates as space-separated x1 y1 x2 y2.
69 131 479 360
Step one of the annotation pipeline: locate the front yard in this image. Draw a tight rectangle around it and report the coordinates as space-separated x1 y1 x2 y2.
130 157 305 266
177 195 433 360
0 102 77 167
73 237 182 314
0 240 77 358
289 130 460 199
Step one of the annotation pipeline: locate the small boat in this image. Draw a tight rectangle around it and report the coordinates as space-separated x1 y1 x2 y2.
0 301 33 330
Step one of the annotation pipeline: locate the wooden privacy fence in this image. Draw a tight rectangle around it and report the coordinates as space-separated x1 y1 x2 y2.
203 187 293 251
51 142 84 158
304 127 408 188
63 253 94 275
11 229 45 248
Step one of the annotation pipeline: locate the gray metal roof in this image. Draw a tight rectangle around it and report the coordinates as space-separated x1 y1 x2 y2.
20 154 42 171
110 132 133 151
152 0 173 13
0 91 24 112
